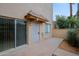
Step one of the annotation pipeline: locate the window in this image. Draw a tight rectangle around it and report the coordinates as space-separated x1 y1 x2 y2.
45 24 51 33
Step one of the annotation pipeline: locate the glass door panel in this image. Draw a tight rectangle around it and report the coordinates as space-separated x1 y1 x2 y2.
16 20 26 47
0 18 15 52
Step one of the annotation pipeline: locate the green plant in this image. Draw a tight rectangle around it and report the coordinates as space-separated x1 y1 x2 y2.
76 19 79 28
66 16 77 28
67 29 77 47
56 15 66 29
55 16 78 29
67 29 79 48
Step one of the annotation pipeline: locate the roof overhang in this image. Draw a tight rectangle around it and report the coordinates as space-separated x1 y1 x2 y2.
24 11 48 23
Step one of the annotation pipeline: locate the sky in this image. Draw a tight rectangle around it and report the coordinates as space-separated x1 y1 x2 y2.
53 3 77 21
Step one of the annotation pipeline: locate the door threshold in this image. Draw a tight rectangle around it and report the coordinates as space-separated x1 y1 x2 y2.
0 44 27 56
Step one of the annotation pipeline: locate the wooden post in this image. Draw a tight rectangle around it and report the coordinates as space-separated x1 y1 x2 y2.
70 3 72 16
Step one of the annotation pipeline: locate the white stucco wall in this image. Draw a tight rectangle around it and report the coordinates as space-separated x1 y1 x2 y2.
0 3 53 21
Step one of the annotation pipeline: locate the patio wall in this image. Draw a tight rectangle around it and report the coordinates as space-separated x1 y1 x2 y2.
52 29 68 40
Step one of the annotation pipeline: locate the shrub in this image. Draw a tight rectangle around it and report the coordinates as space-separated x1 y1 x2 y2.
66 16 77 28
67 29 77 47
56 15 66 29
67 29 79 48
55 16 78 29
76 20 79 28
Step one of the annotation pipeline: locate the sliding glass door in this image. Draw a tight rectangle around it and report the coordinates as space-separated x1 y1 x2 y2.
0 17 27 52
16 20 26 47
0 18 15 52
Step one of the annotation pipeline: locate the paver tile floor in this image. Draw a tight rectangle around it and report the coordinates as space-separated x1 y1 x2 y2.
0 38 63 56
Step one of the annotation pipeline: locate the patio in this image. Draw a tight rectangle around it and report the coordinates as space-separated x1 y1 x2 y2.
0 38 63 56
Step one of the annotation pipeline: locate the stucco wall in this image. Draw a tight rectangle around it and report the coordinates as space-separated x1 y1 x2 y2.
0 3 52 21
52 29 68 39
0 3 53 44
